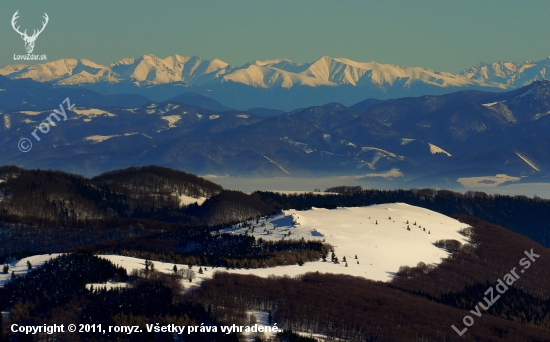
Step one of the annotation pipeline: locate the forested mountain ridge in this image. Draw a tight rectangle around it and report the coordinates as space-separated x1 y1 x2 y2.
92 165 223 207
0 165 221 221
4 81 550 184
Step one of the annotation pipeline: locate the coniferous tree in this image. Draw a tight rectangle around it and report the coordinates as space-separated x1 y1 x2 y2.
2 264 8 274
27 260 32 270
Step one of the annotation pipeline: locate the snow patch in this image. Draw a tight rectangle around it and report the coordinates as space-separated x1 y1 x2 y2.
84 132 143 143
72 108 115 117
357 169 404 179
263 156 290 174
96 255 213 293
161 115 182 128
400 138 415 145
457 174 521 188
282 137 315 154
86 282 129 291
178 194 206 206
360 147 397 158
84 135 117 143
19 111 42 116
428 143 452 157
516 152 540 171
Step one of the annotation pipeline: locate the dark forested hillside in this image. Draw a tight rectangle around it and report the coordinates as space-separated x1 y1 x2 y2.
197 191 277 225
192 272 550 341
0 165 222 221
92 165 223 200
390 216 550 298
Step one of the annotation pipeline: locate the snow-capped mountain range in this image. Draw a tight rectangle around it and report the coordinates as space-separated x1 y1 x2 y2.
0 54 466 87
2 55 550 110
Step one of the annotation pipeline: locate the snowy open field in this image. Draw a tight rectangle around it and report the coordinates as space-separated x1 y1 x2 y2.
217 203 470 281
1 203 470 289
93 203 471 290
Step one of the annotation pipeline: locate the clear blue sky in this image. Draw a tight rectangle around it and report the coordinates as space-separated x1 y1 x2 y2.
1 0 548 73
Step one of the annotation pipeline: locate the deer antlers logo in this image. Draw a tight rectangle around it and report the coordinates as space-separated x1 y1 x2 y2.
11 11 49 54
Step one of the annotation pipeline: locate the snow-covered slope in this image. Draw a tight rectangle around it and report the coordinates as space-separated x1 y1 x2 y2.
0 59 115 83
0 203 470 291
428 143 452 157
98 204 471 289
109 54 228 85
0 254 62 286
218 203 470 281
